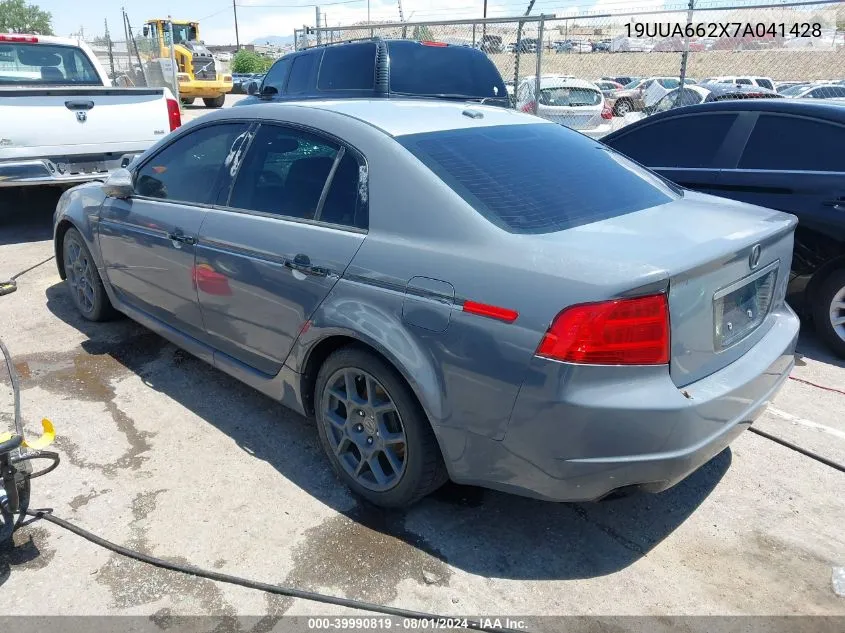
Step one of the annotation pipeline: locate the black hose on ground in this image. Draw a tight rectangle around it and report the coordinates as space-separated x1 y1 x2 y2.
25 509 521 633
748 426 845 474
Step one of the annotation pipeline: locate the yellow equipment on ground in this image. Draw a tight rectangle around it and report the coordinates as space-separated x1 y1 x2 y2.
142 19 233 108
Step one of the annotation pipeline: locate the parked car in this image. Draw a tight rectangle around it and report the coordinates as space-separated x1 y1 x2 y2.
516 76 612 138
0 33 180 190
783 84 845 100
775 81 808 93
593 79 625 96
215 51 232 62
603 99 845 356
592 39 611 52
644 82 782 115
602 75 639 87
515 38 538 53
703 76 775 91
605 77 680 116
54 99 799 507
480 34 503 54
239 39 509 108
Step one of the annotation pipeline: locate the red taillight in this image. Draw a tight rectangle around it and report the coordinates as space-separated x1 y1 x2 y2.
520 101 536 113
463 300 519 323
421 40 447 47
536 294 670 365
0 34 38 43
166 98 182 131
601 106 613 119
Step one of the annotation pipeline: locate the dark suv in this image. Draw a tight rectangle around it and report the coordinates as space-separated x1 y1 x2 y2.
237 38 510 108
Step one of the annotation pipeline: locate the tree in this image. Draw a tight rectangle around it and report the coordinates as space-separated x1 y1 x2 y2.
0 0 54 35
231 49 273 73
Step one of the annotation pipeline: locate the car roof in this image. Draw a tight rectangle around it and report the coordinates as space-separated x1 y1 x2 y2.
693 82 778 95
602 97 845 142
227 99 543 137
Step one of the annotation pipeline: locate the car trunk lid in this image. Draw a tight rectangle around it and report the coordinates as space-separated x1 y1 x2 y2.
524 191 796 386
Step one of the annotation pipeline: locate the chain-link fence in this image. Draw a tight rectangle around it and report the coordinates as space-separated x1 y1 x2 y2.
296 0 843 135
84 28 180 98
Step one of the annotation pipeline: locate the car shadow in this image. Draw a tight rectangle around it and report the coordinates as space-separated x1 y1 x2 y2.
40 281 730 581
794 328 845 369
0 188 60 246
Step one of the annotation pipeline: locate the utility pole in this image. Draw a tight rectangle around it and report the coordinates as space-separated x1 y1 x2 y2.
513 0 537 99
233 0 240 49
316 6 321 45
105 18 116 80
677 0 695 106
482 0 488 45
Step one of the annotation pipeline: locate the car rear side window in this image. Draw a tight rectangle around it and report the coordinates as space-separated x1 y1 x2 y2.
756 78 773 90
398 123 677 234
738 115 845 172
540 87 600 106
318 42 376 90
286 51 320 94
605 113 738 168
387 40 506 99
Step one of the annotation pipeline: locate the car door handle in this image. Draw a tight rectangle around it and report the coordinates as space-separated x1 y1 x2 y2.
823 197 845 209
285 254 329 277
168 230 197 246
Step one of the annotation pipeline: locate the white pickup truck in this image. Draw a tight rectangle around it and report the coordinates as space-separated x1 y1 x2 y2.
0 33 180 188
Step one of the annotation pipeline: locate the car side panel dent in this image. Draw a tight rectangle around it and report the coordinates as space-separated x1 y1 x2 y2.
289 278 448 428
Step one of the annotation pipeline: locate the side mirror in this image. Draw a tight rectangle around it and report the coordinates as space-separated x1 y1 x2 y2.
259 85 278 98
246 81 258 95
143 26 150 37
102 168 134 199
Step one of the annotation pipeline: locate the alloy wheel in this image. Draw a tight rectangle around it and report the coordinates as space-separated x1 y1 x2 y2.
320 368 408 492
65 238 96 314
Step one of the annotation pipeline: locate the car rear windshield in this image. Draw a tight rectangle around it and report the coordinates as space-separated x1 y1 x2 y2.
398 123 678 234
387 40 507 99
0 43 101 86
540 86 601 106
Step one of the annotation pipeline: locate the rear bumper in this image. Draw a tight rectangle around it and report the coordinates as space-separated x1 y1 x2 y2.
446 305 799 502
0 154 139 188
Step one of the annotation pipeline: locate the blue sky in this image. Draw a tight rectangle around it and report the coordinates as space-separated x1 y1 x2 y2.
35 0 781 45
39 0 687 44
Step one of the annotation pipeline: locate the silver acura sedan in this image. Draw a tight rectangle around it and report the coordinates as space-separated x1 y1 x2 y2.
53 100 800 507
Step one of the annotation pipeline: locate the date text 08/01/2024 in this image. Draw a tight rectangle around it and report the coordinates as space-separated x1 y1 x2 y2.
626 22 822 39
306 618 529 630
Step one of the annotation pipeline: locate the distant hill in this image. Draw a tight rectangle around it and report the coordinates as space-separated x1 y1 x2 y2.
251 35 294 46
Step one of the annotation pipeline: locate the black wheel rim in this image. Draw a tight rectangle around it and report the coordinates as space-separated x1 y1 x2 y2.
320 368 408 492
64 238 95 314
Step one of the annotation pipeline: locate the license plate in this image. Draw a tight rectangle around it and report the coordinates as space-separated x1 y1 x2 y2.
68 162 106 175
713 264 778 350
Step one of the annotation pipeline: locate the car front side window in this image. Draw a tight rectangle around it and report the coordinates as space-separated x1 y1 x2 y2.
134 123 252 204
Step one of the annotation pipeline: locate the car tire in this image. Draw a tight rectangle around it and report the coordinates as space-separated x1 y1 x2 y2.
614 99 632 116
62 227 117 322
203 95 226 108
314 346 448 508
811 268 845 358
181 98 195 106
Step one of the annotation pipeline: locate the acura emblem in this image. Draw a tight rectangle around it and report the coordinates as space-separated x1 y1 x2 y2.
76 111 87 123
749 244 762 270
